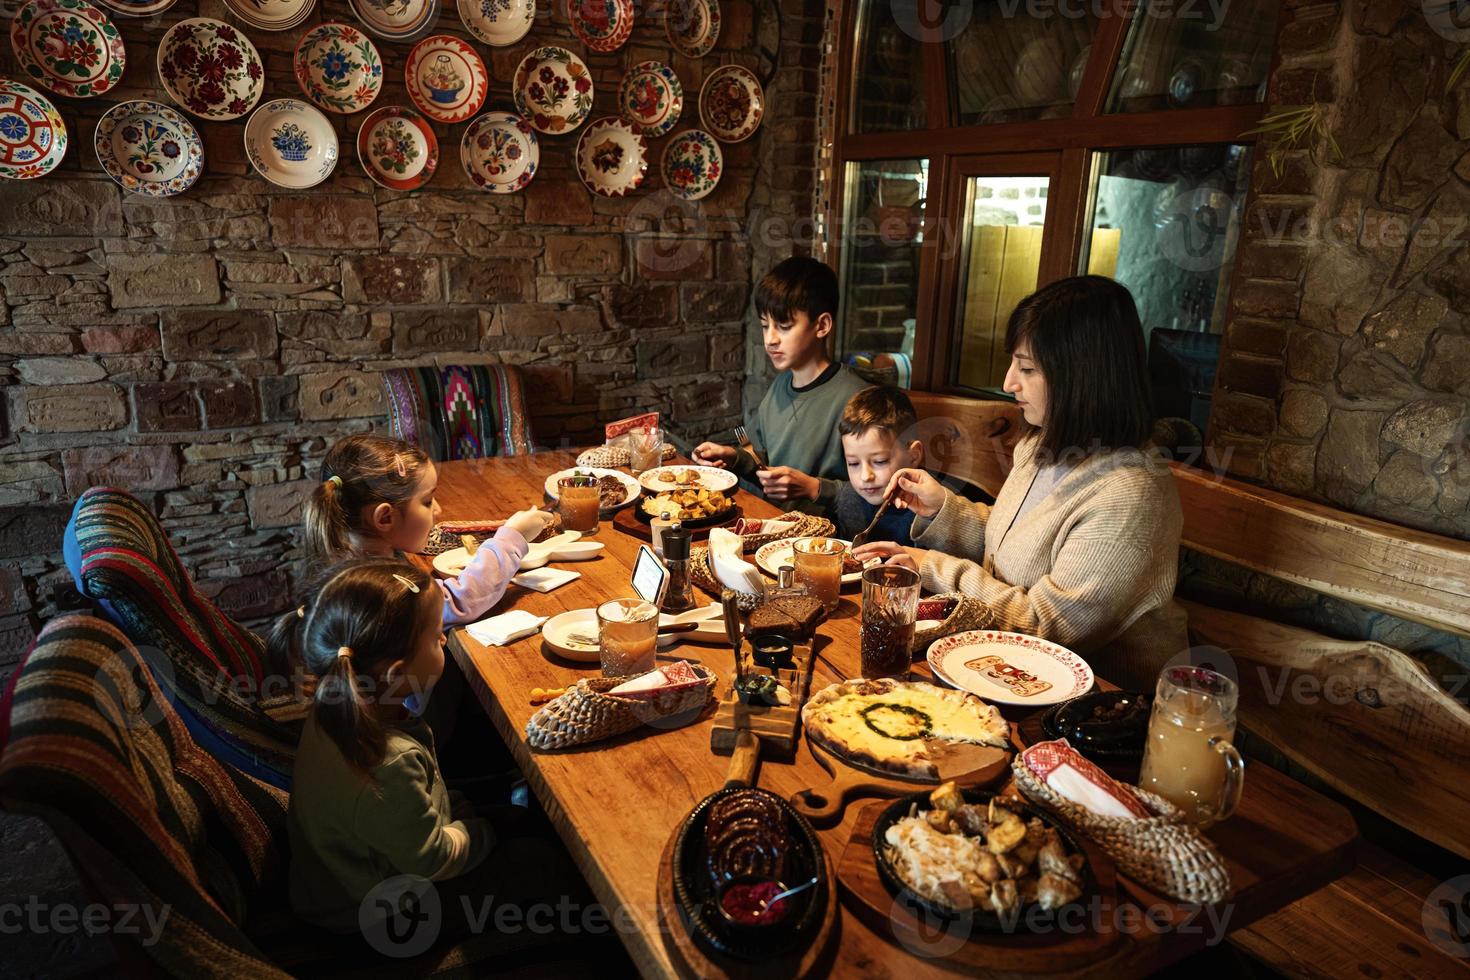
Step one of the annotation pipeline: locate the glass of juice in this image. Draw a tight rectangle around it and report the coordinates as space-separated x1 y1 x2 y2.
558 475 600 535
596 598 660 678
859 564 920 678
1138 666 1245 826
629 426 663 475
793 537 846 614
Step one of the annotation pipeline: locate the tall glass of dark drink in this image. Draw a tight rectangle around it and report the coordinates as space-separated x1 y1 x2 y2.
860 565 920 678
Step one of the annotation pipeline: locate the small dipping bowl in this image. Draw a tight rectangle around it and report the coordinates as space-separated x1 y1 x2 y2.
751 634 795 670
715 875 795 935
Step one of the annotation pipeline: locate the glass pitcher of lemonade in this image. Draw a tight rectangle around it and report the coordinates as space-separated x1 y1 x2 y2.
1138 666 1245 826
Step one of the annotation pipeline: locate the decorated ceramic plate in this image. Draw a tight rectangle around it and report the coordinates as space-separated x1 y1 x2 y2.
568 0 633 53
10 0 126 99
618 60 682 138
244 98 339 189
513 45 593 134
927 630 1095 707
575 116 646 197
461 110 539 193
0 79 67 179
357 104 438 191
294 23 383 115
94 100 202 196
661 128 721 200
158 18 264 121
665 0 719 58
349 0 437 41
637 464 737 494
457 0 534 46
406 34 487 125
223 0 315 32
699 63 763 142
90 0 174 19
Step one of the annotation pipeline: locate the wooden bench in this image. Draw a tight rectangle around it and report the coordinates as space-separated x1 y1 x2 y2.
907 391 1470 977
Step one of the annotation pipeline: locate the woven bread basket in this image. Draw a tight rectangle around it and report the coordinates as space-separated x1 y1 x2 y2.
575 444 677 468
423 515 565 556
735 513 837 552
525 665 718 751
688 546 763 610
1012 758 1231 905
911 592 994 652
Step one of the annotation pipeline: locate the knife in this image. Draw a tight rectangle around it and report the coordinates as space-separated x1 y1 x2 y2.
721 589 744 687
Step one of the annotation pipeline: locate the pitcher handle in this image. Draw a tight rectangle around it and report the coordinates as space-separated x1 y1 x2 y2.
1209 736 1246 823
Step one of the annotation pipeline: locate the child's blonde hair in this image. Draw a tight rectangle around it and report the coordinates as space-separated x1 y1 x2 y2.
304 434 431 561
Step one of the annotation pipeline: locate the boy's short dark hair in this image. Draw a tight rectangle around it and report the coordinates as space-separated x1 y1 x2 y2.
755 256 839 325
839 385 918 441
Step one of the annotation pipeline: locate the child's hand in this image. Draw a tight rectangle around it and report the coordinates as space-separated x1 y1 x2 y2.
757 466 819 502
851 541 927 573
505 508 554 541
883 468 946 519
692 442 736 468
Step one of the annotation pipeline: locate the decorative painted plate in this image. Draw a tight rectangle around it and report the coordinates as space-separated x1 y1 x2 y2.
405 34 487 125
94 100 202 196
461 110 539 193
349 0 437 41
457 0 534 46
356 104 438 190
0 79 67 179
512 45 593 134
294 22 383 115
618 60 682 138
574 116 646 197
665 0 719 58
927 630 1095 707
660 128 721 200
567 0 633 53
699 63 763 142
90 0 175 19
222 0 315 32
157 18 264 121
244 98 339 189
10 0 126 99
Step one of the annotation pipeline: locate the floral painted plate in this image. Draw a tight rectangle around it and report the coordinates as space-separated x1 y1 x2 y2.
457 0 534 46
90 0 174 19
618 60 682 138
575 116 646 197
461 110 538 194
568 0 633 53
349 0 437 41
699 63 762 142
94 100 203 196
356 104 438 191
513 45 593 134
406 34 487 125
665 0 719 58
223 0 315 32
661 128 721 200
294 23 383 115
158 18 264 121
244 98 339 189
10 0 126 99
0 79 67 179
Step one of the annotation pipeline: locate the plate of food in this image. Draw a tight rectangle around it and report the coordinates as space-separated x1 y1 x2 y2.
543 467 640 511
927 631 1094 707
639 487 735 527
637 464 737 495
873 783 1091 926
433 529 595 576
1040 690 1150 760
754 537 868 584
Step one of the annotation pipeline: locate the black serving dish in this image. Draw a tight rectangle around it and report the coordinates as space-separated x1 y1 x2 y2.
751 633 796 670
871 788 1094 932
671 786 827 961
631 495 740 530
1040 690 1151 760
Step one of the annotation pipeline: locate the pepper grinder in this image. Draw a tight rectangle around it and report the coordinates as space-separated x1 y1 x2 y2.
659 524 695 613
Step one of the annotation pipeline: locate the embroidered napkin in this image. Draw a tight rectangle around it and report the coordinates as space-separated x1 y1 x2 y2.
464 610 548 647
707 528 766 597
512 567 582 593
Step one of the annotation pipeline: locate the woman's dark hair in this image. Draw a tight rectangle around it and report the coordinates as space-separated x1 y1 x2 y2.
1004 275 1154 459
267 559 440 772
754 256 839 326
303 434 431 562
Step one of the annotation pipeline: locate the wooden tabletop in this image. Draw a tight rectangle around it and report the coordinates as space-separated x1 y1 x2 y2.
418 452 1358 979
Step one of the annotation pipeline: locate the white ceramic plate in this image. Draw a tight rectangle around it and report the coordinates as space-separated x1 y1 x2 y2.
349 0 437 41
294 22 383 115
11 0 127 99
461 110 539 194
157 18 265 121
357 104 438 190
568 0 633 52
660 128 722 200
433 531 596 576
927 630 1095 707
699 64 764 143
543 467 640 511
541 608 602 662
458 0 534 45
512 45 593 134
664 0 719 58
637 464 737 495
0 79 67 180
618 60 682 138
575 116 647 197
94 100 203 197
754 537 865 584
659 604 726 644
405 34 487 125
244 98 338 189
223 0 315 32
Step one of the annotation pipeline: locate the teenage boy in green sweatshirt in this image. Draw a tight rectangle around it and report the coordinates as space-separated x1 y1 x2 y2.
694 256 868 515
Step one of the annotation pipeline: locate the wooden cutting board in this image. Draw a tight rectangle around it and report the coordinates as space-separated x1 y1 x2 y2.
709 635 819 761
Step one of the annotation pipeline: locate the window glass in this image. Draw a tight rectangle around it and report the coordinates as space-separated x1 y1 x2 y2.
851 0 928 133
949 6 1098 125
1107 0 1278 113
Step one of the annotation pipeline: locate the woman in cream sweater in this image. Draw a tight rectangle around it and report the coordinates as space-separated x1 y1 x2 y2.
854 276 1189 687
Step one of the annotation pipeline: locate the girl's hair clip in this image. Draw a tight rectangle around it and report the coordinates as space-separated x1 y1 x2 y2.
296 605 306 619
337 646 352 660
326 475 342 488
392 573 421 594
393 455 407 478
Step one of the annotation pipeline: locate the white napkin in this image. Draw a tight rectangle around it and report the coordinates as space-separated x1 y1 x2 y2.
512 567 582 593
736 517 798 538
464 610 548 647
708 528 766 597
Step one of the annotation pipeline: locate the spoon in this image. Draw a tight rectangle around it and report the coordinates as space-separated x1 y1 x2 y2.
850 486 897 548
754 876 819 917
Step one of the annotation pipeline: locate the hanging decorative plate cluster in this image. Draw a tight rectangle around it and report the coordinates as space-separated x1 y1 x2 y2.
405 34 488 125
699 63 763 142
513 45 593 134
357 104 438 190
661 128 721 200
617 60 681 138
94 99 203 196
157 18 265 120
10 0 126 99
574 116 646 197
461 110 538 194
0 79 67 179
567 0 633 54
457 0 534 46
244 98 339 188
664 0 719 58
222 0 315 33
349 0 437 42
293 22 383 115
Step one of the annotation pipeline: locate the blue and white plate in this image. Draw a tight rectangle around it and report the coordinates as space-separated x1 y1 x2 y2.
457 0 533 46
94 100 203 196
244 98 339 189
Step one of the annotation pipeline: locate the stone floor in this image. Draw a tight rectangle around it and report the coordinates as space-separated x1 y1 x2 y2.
1 812 117 979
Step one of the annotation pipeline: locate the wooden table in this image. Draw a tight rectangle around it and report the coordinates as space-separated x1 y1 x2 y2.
419 453 1358 979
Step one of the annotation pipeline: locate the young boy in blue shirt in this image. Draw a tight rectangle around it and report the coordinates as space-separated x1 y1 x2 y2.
834 385 925 547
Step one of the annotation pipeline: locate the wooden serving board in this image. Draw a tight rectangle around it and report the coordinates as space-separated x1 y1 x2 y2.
612 504 743 542
836 799 1121 972
709 636 820 761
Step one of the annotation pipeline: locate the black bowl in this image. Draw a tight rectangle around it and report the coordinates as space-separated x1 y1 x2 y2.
1040 690 1151 759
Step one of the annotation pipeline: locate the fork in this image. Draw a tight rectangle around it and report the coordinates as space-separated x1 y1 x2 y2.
850 486 898 548
733 425 766 469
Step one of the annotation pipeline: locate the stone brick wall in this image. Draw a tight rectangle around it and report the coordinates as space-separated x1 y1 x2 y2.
0 0 824 681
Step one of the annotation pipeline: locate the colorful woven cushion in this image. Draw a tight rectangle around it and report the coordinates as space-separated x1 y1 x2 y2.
0 615 291 978
383 364 535 462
